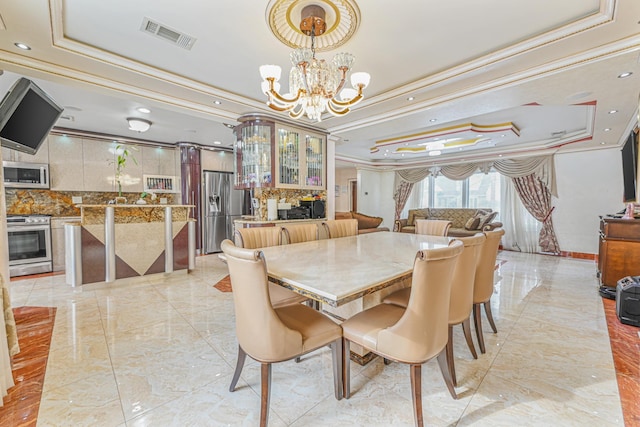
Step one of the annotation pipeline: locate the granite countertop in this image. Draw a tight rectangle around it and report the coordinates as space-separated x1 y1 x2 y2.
77 204 195 208
234 217 326 224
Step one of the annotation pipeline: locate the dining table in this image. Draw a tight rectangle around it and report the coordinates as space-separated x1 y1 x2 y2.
259 231 455 362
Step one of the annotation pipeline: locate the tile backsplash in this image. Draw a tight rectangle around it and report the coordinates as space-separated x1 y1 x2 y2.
5 189 176 217
253 188 326 220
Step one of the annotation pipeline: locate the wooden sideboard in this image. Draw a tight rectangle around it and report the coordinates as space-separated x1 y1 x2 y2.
598 216 640 288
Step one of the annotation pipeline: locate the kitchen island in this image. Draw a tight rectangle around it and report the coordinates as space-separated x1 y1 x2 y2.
65 204 196 286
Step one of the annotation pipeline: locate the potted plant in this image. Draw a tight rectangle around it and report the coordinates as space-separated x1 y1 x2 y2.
112 144 138 203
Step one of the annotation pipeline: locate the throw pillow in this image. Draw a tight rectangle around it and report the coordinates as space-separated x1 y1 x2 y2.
352 212 383 230
464 216 481 230
479 211 498 228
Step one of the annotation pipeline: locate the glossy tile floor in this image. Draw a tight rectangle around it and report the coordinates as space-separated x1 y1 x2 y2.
6 251 625 426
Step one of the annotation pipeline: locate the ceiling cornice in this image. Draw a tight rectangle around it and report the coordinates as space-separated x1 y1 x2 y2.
327 33 640 135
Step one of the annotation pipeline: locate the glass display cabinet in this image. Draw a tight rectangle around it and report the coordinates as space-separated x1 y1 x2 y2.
234 115 326 190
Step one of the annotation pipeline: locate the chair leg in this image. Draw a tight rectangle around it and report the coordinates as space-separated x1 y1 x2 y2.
229 345 247 392
383 358 392 365
462 318 477 359
410 364 424 427
446 326 456 387
260 363 271 427
484 300 498 333
330 338 344 400
436 350 457 400
342 338 351 399
473 303 486 354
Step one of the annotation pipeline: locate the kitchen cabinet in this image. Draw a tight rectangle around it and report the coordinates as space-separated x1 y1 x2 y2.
1 137 50 164
234 115 326 190
598 216 640 287
49 135 84 191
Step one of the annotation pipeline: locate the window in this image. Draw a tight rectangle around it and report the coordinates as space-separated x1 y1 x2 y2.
433 175 464 207
469 171 501 219
405 170 501 216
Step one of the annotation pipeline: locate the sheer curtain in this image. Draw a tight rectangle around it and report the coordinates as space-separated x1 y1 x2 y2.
500 176 541 253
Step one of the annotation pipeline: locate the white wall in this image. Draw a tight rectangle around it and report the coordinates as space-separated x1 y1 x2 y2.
357 168 396 230
335 167 356 212
553 148 624 254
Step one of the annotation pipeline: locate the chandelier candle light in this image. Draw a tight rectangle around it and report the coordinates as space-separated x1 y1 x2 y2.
260 4 370 122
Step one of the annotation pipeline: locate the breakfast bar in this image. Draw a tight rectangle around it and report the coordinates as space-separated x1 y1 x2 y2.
65 204 196 286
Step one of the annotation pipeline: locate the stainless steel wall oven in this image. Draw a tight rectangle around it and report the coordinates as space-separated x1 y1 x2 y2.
7 214 52 277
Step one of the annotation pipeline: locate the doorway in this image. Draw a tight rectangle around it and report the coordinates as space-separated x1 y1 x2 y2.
349 179 357 212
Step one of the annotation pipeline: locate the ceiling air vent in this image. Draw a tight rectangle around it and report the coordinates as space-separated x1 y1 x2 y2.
140 17 196 50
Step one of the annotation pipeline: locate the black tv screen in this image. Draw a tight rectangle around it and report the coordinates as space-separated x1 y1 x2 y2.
621 130 638 203
0 78 63 155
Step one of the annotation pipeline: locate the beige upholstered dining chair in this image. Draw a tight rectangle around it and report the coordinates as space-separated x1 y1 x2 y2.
233 227 308 308
473 228 505 354
384 233 486 391
322 218 358 238
415 219 452 236
221 240 343 426
341 240 464 426
281 223 319 244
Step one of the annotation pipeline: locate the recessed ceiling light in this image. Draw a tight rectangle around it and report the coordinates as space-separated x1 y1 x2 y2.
476 134 483 138
407 97 415 101
213 100 222 105
223 123 235 129
618 72 633 78
499 154 503 157
429 119 437 122
601 142 606 145
14 42 31 50
608 109 618 114
213 141 222 145
604 128 611 132
137 107 151 114
500 134 505 137
428 150 441 156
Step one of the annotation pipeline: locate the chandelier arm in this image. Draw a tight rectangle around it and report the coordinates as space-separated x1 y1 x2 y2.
330 89 364 108
264 78 305 104
266 101 296 112
289 105 305 119
327 101 351 116
333 68 349 94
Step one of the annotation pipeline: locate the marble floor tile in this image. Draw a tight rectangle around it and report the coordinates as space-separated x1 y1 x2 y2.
3 249 634 426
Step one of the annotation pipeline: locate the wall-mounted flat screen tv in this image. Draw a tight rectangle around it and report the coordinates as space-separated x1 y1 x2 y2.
621 130 639 203
0 77 63 155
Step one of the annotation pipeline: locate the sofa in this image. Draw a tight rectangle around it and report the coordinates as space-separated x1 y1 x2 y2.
395 208 502 237
335 211 390 234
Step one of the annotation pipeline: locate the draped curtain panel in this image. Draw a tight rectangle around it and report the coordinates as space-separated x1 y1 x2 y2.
392 181 414 228
394 155 558 197
512 174 560 254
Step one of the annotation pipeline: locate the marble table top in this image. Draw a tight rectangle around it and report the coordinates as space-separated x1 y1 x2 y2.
259 232 454 307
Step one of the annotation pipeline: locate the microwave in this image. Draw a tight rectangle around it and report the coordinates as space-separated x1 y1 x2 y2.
3 161 50 189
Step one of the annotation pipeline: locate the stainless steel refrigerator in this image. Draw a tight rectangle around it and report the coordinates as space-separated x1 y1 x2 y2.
202 171 243 253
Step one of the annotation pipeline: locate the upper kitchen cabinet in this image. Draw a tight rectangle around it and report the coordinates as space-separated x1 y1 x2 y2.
142 146 176 176
49 135 84 191
234 115 326 190
2 137 50 164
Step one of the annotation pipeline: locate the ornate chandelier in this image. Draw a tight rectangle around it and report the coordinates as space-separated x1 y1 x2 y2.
260 4 370 122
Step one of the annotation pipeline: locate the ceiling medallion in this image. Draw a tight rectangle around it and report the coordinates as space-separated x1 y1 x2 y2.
266 0 360 52
260 1 370 122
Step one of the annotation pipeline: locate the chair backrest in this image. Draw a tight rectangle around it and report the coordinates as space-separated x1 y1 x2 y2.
234 227 282 249
376 239 464 363
415 219 452 236
221 239 302 361
322 219 358 238
281 223 319 244
448 233 486 324
473 228 506 304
